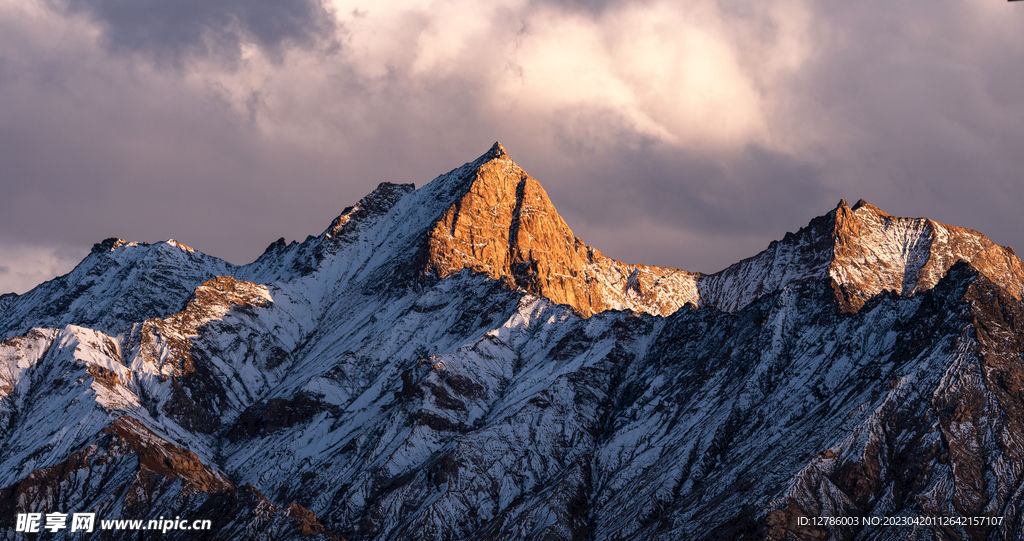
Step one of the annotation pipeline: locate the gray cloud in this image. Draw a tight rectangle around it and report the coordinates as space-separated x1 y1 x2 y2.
778 0 1024 247
0 243 86 294
57 0 336 65
548 108 831 232
527 0 632 16
526 106 834 271
2 0 1024 292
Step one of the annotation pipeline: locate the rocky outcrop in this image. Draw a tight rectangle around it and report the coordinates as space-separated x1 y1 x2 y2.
417 143 698 317
0 238 237 340
0 416 336 541
700 198 1024 313
325 182 416 243
3 144 1024 541
739 262 1024 541
829 199 1024 310
132 275 272 377
415 146 1024 319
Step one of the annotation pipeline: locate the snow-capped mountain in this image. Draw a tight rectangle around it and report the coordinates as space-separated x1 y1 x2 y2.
2 144 1022 540
0 238 238 340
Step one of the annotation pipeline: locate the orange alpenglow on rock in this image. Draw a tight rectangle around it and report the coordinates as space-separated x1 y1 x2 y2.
417 143 700 317
828 198 1024 311
698 197 1024 313
414 143 1024 318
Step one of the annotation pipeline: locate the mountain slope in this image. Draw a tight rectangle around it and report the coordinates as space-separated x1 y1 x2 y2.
699 198 1024 314
2 144 1023 541
0 239 237 340
415 142 698 317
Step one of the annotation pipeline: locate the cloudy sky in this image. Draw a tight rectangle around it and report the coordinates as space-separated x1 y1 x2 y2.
1 0 1022 293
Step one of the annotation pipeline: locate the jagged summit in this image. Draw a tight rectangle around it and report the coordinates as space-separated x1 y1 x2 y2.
91 237 133 253
410 149 1021 316
16 146 1022 330
1 235 237 340
414 143 698 317
835 198 870 211
323 182 415 241
484 141 508 160
90 237 198 255
699 198 1024 312
831 198 1023 309
250 144 1024 319
5 147 1024 541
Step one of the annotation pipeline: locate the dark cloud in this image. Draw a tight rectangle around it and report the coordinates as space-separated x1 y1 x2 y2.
776 0 1024 246
527 0 635 16
0 17 494 271
58 0 336 65
2 0 1024 292
545 107 830 234
523 107 834 272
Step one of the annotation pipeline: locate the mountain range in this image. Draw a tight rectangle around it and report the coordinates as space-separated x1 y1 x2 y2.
2 143 1022 540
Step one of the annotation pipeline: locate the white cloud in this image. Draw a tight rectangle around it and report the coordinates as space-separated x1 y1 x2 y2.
0 244 86 295
2 0 1023 276
184 0 814 150
507 2 770 147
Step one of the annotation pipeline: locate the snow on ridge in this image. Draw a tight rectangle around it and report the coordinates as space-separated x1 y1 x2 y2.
0 184 1021 539
0 238 238 341
696 199 1024 314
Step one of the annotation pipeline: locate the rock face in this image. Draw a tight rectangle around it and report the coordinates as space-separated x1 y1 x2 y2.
0 238 238 340
828 199 1024 309
2 143 1024 541
417 142 699 317
699 198 1024 313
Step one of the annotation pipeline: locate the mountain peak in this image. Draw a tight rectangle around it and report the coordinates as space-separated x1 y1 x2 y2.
701 199 1024 313
485 141 508 160
91 237 134 253
89 237 200 256
836 198 876 212
166 239 195 252
415 144 697 317
829 202 1023 310
324 182 415 240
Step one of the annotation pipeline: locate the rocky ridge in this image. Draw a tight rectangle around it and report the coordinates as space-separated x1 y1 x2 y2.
415 143 700 317
699 198 1024 313
1 144 1023 540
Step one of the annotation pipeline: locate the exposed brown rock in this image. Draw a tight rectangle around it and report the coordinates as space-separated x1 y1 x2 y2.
829 200 1024 311
287 501 333 537
119 275 275 433
417 143 698 317
87 364 123 386
749 263 1024 541
135 275 272 377
0 416 338 540
104 416 233 493
700 198 1024 313
414 145 1024 318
